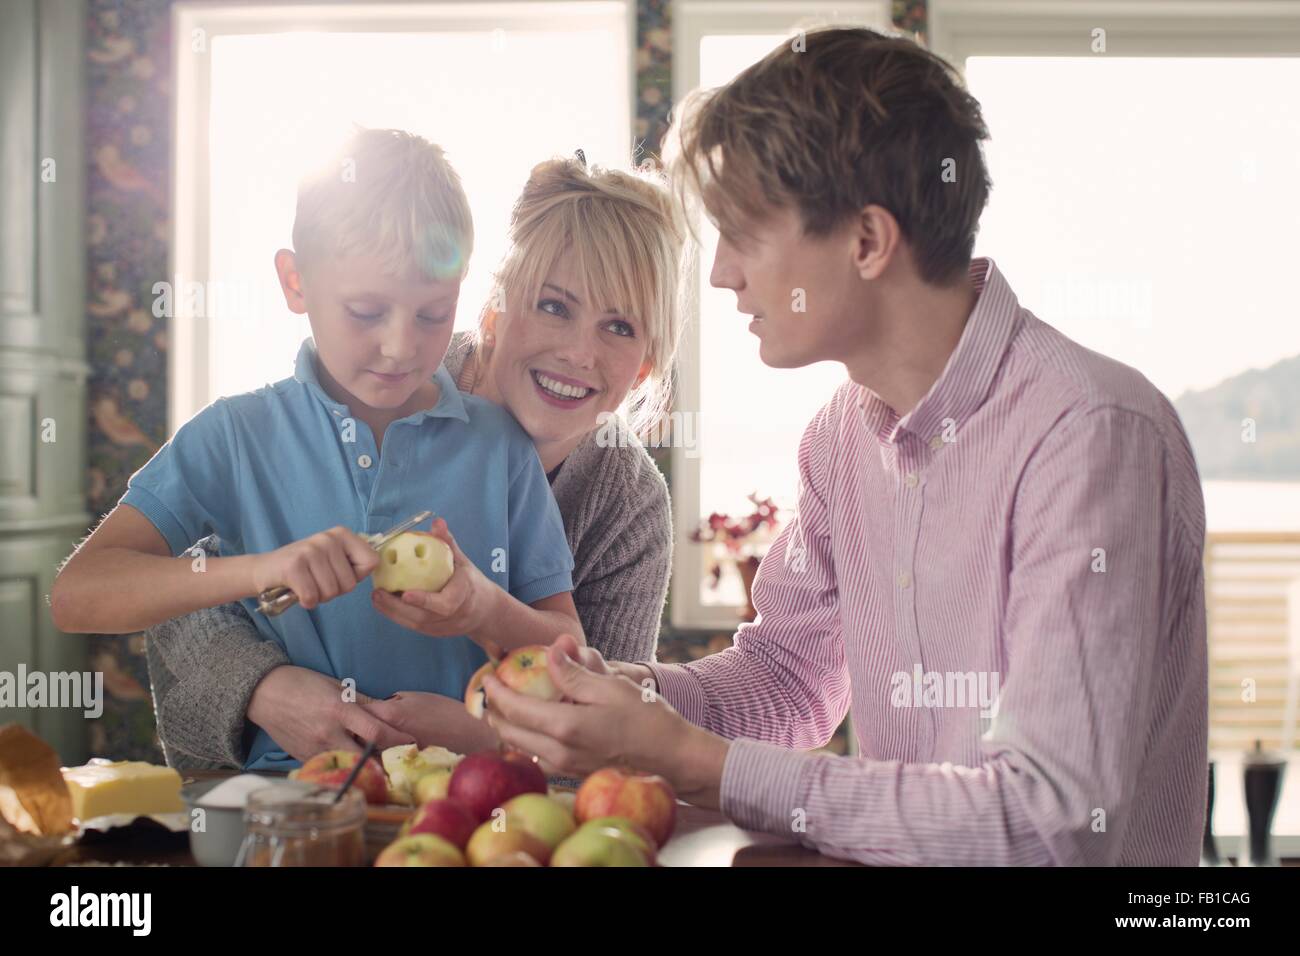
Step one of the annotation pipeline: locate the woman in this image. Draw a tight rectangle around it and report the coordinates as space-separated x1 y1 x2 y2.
146 155 687 768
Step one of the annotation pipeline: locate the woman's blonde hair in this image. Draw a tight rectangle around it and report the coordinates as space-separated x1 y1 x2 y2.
481 156 688 437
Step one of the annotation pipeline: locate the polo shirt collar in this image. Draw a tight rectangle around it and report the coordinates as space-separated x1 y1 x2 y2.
862 257 1021 447
293 338 470 424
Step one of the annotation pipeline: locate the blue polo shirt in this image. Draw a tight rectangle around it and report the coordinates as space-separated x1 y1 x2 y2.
123 339 574 770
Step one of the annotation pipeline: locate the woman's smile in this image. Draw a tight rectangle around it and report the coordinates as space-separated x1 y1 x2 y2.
530 368 600 408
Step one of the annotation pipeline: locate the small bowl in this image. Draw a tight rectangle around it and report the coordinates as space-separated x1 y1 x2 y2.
181 779 249 867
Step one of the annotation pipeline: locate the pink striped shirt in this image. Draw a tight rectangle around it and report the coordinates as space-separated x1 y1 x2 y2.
650 257 1208 865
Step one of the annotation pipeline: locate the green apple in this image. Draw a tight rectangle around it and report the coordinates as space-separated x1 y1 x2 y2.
551 826 650 867
577 816 657 861
502 793 577 851
372 532 454 594
373 833 466 867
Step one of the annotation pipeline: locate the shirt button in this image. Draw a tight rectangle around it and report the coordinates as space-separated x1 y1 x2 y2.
904 472 919 488
897 571 912 589
929 435 944 451
357 454 373 469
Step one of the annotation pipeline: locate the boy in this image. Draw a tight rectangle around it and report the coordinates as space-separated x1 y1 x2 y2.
52 128 581 770
481 29 1208 865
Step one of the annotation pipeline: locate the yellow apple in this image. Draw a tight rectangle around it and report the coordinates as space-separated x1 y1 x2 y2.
371 532 454 594
414 766 455 803
382 744 463 805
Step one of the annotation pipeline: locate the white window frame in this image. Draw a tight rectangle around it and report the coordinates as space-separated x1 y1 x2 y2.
669 0 891 630
929 0 1300 63
169 0 636 432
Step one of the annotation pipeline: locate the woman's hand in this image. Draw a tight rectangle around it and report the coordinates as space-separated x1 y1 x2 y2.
246 665 413 761
481 635 727 808
371 518 495 637
363 690 501 754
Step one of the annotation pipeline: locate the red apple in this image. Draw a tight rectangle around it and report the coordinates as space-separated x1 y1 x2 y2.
577 816 658 862
408 798 478 850
575 768 677 847
497 646 561 699
374 833 466 867
551 826 650 867
448 752 547 822
290 750 388 806
465 644 563 719
502 793 577 851
465 820 553 866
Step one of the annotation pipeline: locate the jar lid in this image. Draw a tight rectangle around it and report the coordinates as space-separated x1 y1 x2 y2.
243 781 366 830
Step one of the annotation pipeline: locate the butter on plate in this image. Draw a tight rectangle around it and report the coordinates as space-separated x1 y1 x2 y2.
61 760 183 822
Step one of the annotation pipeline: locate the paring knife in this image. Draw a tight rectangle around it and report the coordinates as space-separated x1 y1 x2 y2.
255 510 434 617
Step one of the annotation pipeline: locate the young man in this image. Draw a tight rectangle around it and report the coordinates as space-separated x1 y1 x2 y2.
482 28 1208 865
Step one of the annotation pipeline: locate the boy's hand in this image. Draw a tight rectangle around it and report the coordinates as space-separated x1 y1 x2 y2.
371 518 494 638
250 526 380 610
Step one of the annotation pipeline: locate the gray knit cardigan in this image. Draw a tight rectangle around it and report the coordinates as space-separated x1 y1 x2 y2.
143 333 672 769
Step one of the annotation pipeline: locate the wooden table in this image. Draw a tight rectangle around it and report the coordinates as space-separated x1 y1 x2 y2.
51 770 856 867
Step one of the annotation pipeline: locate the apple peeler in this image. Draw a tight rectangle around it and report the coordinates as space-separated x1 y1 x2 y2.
255 510 433 617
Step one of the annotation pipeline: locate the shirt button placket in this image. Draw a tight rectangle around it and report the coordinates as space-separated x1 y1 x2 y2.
897 439 933 756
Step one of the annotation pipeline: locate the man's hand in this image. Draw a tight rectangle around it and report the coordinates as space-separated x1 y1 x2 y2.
246 665 412 761
371 518 491 636
481 635 729 807
250 526 379 610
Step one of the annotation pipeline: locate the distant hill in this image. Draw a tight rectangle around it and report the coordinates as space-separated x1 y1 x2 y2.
1173 353 1300 480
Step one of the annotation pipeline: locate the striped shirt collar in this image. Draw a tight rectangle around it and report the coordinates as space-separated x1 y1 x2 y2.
861 257 1021 448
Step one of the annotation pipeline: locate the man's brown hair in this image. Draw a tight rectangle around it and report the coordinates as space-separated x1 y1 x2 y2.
665 27 991 286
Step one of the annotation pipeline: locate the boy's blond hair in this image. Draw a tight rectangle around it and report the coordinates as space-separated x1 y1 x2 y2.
665 27 991 287
482 156 688 437
292 127 474 282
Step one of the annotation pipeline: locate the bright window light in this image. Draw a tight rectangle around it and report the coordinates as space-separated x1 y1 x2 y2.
965 56 1300 530
696 33 846 528
204 28 629 404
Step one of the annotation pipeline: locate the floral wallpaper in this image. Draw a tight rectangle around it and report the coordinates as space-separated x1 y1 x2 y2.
85 0 174 762
82 0 927 760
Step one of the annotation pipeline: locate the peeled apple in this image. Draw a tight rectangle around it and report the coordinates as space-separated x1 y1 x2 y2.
371 532 454 593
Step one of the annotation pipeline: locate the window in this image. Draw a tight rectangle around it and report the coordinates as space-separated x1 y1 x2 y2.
171 1 632 426
670 0 891 629
930 0 1300 847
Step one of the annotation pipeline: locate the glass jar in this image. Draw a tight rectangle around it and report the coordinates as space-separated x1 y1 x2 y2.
234 782 366 867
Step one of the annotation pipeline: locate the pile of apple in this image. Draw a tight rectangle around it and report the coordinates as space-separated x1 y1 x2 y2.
290 643 677 866
377 753 676 867
289 744 677 867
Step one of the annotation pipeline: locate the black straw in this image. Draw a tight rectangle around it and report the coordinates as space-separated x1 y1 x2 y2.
334 739 377 804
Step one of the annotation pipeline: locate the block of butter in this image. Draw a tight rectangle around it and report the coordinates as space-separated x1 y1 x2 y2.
61 760 183 821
